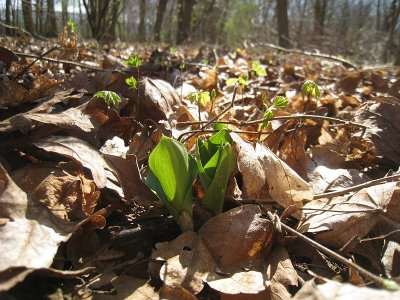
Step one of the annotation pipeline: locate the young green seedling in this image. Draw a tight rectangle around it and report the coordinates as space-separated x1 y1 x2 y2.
95 90 121 108
125 54 142 103
146 136 198 232
188 90 211 121
252 61 267 77
125 76 138 90
259 96 289 132
67 19 76 33
195 128 236 215
226 72 249 88
301 80 320 111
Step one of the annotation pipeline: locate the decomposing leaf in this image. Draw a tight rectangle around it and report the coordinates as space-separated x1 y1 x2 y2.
232 133 313 219
11 165 100 221
151 205 273 295
298 182 398 248
354 102 400 164
138 77 182 121
265 247 298 300
293 277 400 300
335 71 363 93
0 164 76 290
0 46 18 71
0 80 28 108
34 135 108 188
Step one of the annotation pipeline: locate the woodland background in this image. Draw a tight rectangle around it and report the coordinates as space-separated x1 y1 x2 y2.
1 0 400 65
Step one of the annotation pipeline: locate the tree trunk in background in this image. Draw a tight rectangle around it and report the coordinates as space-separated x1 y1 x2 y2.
138 0 146 42
47 0 58 37
382 0 400 62
82 0 111 40
62 0 69 25
107 0 121 40
153 0 168 42
177 0 196 44
377 0 381 31
5 0 13 35
21 0 35 35
314 0 327 35
276 0 290 48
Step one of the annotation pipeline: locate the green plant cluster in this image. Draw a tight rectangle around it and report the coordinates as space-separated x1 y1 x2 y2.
260 96 289 130
146 127 236 232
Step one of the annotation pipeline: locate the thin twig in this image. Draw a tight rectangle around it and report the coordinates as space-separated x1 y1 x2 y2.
177 114 368 130
180 87 237 142
177 129 273 141
14 51 103 71
253 42 358 70
266 212 399 290
314 174 400 200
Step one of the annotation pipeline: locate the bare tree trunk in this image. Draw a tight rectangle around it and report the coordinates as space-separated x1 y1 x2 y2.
138 0 146 42
47 0 58 37
382 0 400 62
276 0 290 48
153 0 168 42
107 0 121 40
82 0 111 40
177 0 196 44
314 0 327 35
377 0 381 31
5 0 13 35
21 0 35 35
62 0 69 25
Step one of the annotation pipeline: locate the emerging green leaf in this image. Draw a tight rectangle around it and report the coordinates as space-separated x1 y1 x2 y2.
252 61 267 77
238 73 249 87
301 80 320 100
125 54 142 68
273 96 289 109
196 129 236 215
67 19 76 32
95 91 121 108
226 78 238 86
210 89 217 102
146 136 197 232
125 76 138 90
188 91 211 106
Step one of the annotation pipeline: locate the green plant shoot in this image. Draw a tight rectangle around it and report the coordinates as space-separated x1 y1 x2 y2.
125 54 142 68
95 91 121 108
188 91 211 121
301 80 320 101
146 136 198 232
252 61 267 77
260 96 289 130
125 76 138 90
226 73 248 88
67 19 76 32
196 129 236 215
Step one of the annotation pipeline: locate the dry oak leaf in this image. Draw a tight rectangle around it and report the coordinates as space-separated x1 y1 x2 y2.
231 133 313 219
11 165 100 221
293 277 400 300
265 247 298 300
0 80 28 108
0 164 76 291
298 182 398 248
34 136 107 188
151 205 273 295
353 101 400 164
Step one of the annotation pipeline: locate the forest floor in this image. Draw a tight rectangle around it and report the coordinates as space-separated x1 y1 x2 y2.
1 34 400 299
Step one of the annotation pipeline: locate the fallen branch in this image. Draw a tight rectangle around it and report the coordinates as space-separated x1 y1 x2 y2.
266 211 400 291
251 41 358 70
314 173 400 200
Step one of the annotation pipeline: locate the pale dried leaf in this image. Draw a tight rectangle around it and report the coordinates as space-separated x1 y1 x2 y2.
298 182 397 248
232 133 313 219
265 247 298 300
0 164 75 290
293 277 400 300
34 136 108 188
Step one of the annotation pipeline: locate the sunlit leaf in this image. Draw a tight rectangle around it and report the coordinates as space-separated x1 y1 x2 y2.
94 90 121 108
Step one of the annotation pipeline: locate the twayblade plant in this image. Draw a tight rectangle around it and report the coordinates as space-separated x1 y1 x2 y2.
146 136 198 232
195 128 236 215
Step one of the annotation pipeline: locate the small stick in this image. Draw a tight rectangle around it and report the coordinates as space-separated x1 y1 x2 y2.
180 87 237 142
314 174 400 200
266 212 400 290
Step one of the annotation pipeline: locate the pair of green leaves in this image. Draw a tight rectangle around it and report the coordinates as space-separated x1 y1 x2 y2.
146 128 236 231
196 128 236 216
